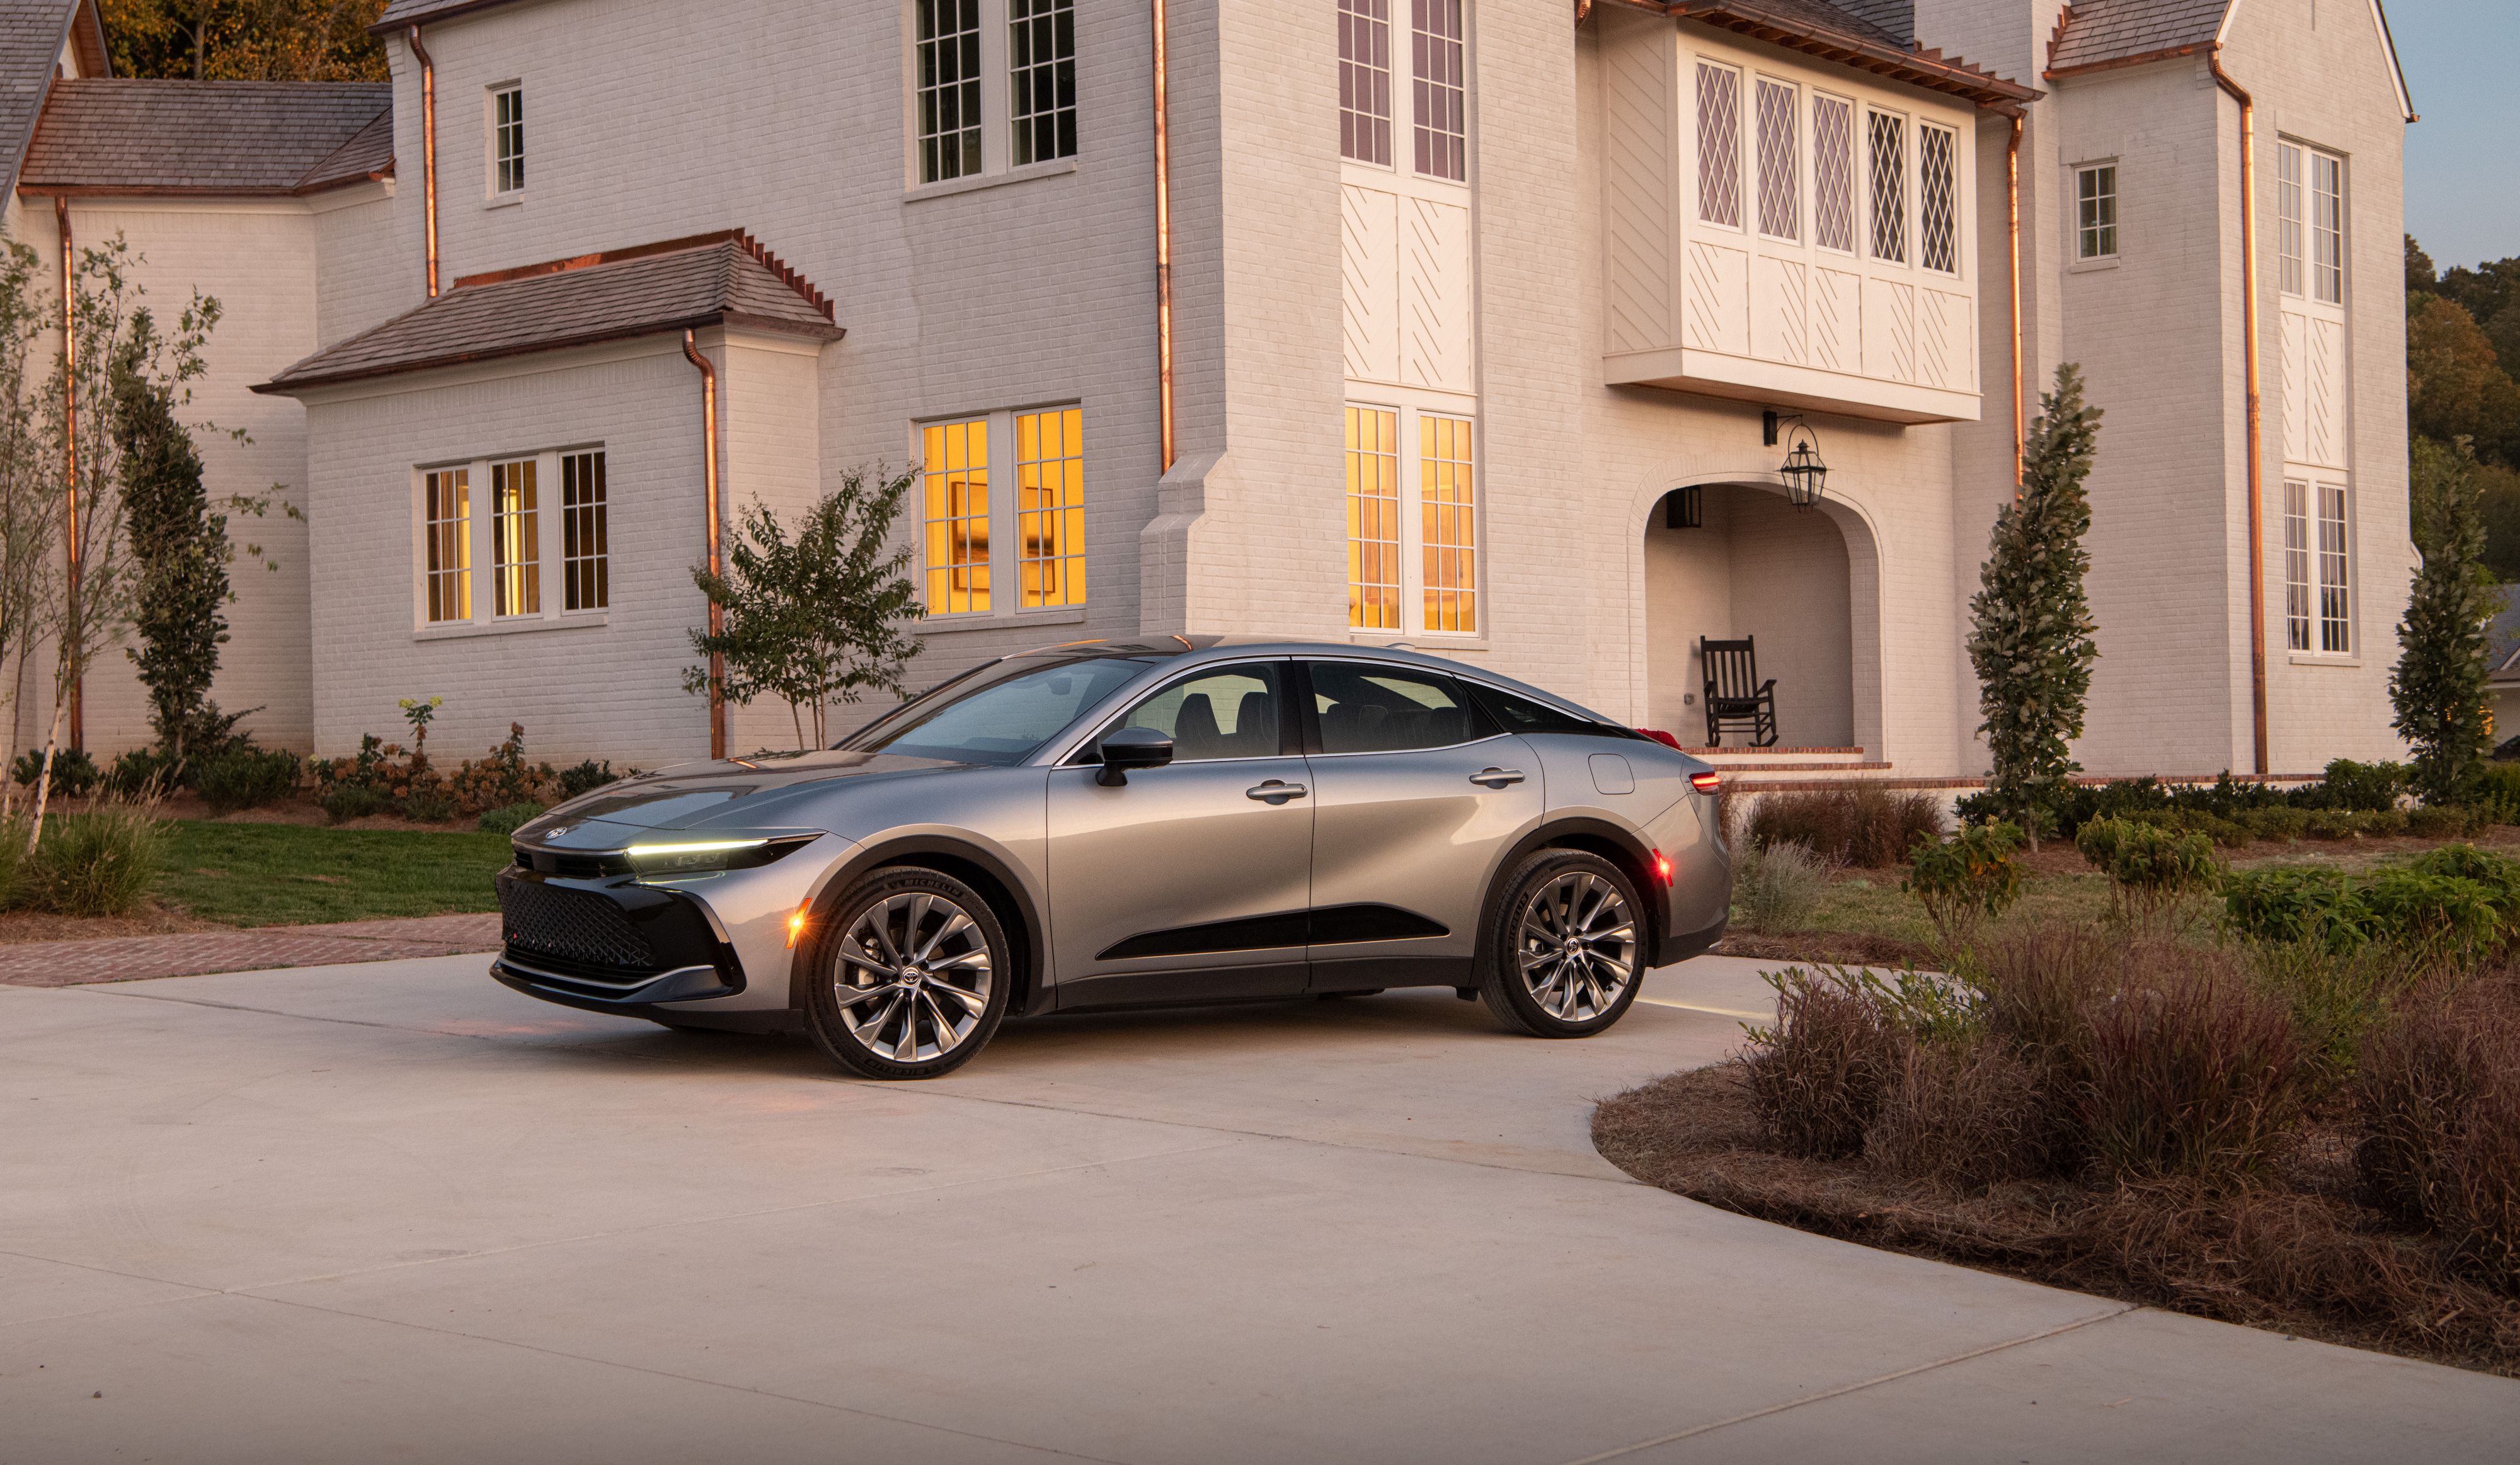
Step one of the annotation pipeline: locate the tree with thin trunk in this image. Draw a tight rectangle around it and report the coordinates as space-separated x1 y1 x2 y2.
0 240 62 822
2391 435 2499 804
1967 363 2104 845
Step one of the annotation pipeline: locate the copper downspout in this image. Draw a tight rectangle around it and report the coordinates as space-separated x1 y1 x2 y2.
2209 45 2267 775
407 25 440 298
54 196 77 750
2007 113 2024 492
682 331 726 760
1150 0 1176 472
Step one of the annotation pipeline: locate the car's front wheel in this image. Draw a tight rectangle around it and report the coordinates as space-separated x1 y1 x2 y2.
1476 850 1646 1038
802 867 1010 1079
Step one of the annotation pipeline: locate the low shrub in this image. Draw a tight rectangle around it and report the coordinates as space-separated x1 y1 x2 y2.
20 801 167 916
103 748 177 796
2356 980 2520 1293
1904 821 2022 953
399 783 456 824
1742 967 1908 1160
556 759 622 801
1746 785 1945 868
2308 757 2410 813
2076 818 2221 932
477 801 544 835
2077 953 2311 1185
2359 870 2503 968
2236 806 2312 841
2361 807 2412 838
1731 840 1831 933
2406 805 2481 840
191 748 301 813
447 723 559 816
1866 1035 2054 1187
12 747 98 797
316 783 389 823
2460 763 2520 825
2304 809 2362 841
2223 868 2376 952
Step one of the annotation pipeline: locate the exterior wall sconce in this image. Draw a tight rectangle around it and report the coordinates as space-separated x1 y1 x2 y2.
1766 413 1828 510
1663 484 1703 529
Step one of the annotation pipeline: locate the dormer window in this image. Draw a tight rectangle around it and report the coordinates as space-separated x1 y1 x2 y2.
490 83 524 195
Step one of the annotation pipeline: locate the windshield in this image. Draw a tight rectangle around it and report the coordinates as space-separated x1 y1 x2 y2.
845 656 1154 765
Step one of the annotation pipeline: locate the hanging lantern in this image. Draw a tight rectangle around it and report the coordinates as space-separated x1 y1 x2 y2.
1778 421 1828 510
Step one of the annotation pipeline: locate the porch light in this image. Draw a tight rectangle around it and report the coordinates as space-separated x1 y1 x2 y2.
1777 420 1828 510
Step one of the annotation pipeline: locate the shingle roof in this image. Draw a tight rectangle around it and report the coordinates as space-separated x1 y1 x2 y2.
1824 0 1915 47
256 232 843 394
2046 0 2231 74
374 0 530 31
20 80 391 195
1659 1 2036 105
0 1 88 199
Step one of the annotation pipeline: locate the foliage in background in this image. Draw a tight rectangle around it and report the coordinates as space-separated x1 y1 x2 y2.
2408 238 2520 578
555 760 624 800
101 0 387 81
13 747 95 797
686 469 925 750
1903 821 2024 954
445 722 558 816
1967 364 2102 842
2393 437 2500 804
190 746 299 812
113 308 234 768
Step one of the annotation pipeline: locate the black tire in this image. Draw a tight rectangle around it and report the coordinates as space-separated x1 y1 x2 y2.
801 867 1011 1080
1475 850 1646 1039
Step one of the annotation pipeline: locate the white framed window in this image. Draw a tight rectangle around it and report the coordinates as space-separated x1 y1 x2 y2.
1009 0 1075 166
424 469 470 624
1338 0 1393 166
1344 402 1477 637
1695 60 1743 229
915 0 985 183
2277 142 2305 297
1866 108 1904 263
1754 76 1798 242
489 83 524 195
413 448 603 633
560 450 608 613
1918 122 1957 273
2283 478 2311 651
2310 149 2344 304
2076 164 2117 260
491 457 541 618
1410 0 1466 182
1811 91 1855 253
2317 481 2351 653
917 406 1087 618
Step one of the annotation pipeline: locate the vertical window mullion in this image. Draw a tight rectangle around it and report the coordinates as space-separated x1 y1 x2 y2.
1345 406 1400 630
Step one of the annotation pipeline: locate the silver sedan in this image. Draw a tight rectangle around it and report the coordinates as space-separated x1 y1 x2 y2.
494 639 1731 1078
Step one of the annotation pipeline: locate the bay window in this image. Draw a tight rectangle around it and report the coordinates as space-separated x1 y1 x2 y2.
414 448 605 633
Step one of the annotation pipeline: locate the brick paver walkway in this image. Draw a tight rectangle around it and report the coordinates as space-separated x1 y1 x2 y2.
0 911 502 988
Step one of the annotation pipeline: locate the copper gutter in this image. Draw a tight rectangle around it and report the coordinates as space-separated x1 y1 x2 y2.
682 330 726 760
1150 0 1176 472
407 25 440 298
2207 45 2267 776
2007 113 2023 491
54 196 77 750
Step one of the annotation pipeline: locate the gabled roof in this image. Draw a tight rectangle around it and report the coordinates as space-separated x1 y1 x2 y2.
1610 1 2037 108
0 0 108 199
2048 0 2414 120
20 81 391 196
256 232 843 395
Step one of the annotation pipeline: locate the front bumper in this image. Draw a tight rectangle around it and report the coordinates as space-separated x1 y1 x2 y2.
492 867 745 1009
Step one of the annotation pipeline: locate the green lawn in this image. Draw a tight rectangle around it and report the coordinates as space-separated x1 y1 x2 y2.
159 822 511 927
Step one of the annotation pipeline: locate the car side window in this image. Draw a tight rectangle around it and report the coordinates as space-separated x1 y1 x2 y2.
1468 682 1627 739
1109 663 1287 762
1306 661 1492 755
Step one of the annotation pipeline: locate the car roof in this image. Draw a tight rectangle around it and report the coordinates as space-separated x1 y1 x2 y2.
1004 636 1622 729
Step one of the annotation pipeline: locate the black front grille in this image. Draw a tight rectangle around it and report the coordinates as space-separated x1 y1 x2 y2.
500 875 658 972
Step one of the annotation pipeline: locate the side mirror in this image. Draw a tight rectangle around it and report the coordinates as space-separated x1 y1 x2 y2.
1094 726 1174 787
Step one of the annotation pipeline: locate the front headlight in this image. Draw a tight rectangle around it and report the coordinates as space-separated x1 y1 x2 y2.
624 835 818 876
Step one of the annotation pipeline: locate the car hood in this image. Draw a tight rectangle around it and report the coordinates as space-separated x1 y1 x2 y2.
513 750 974 851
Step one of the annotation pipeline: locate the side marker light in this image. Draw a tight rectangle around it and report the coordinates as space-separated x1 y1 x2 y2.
1653 850 1674 884
786 902 811 948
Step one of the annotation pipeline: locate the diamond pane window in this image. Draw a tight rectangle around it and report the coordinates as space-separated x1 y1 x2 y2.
917 0 983 184
1419 413 1475 634
923 419 990 614
1695 62 1741 228
1867 110 1904 263
2318 482 2350 653
2284 479 2311 651
1346 406 1400 630
2312 152 2343 304
1017 408 1085 608
1920 123 1956 272
2077 164 2117 260
491 458 539 617
1339 0 1392 165
1010 0 1077 166
1755 79 1797 241
425 468 469 624
1813 94 1853 252
492 86 524 194
561 450 607 613
1411 0 1465 181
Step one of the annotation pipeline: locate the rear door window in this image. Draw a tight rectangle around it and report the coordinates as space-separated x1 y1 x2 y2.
1305 661 1494 755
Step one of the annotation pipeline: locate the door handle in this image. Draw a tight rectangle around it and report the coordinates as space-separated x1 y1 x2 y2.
1469 768 1526 789
1246 780 1308 804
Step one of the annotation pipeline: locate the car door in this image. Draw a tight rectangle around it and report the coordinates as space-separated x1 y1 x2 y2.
1043 659 1314 1009
1298 659 1544 990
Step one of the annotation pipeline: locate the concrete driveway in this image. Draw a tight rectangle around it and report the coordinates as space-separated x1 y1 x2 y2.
4 955 2514 1463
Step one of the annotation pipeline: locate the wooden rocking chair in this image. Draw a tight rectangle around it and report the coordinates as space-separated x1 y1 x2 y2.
1699 637 1778 748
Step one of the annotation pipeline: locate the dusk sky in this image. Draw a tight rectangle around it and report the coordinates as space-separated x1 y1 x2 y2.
2391 0 2517 271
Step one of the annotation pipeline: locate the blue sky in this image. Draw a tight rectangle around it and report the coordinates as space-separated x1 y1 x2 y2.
2391 0 2518 270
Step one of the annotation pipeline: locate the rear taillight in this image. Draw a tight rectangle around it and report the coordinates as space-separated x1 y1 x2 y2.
1690 772 1720 795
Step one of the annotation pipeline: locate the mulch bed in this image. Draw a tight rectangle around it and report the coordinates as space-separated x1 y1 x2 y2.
1594 1063 2520 1377
1714 930 1933 967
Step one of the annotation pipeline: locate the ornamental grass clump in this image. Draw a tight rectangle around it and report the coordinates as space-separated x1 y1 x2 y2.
2357 978 2520 1294
1741 968 1907 1160
19 798 166 916
1744 785 1945 868
1730 839 1831 933
1903 821 2022 955
1864 1036 2054 1187
2076 952 2313 1185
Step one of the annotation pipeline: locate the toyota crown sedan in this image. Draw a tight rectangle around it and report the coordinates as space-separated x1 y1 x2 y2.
493 639 1731 1078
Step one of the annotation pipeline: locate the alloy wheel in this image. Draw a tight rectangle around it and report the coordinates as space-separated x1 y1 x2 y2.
1515 870 1636 1022
830 891 995 1063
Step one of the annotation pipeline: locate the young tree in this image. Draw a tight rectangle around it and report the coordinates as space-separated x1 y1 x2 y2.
115 313 234 772
0 241 62 820
684 466 925 751
1967 363 2104 844
2392 436 2500 804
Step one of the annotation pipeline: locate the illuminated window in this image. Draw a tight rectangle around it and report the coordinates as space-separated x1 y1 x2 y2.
2076 164 2117 261
1411 0 1465 182
1755 78 1797 241
1695 61 1741 228
1339 0 1392 166
1920 123 1957 272
424 468 469 624
1016 408 1084 608
491 84 524 194
491 458 539 617
1346 406 1400 630
922 418 990 613
2283 479 2311 651
1867 110 1904 263
1812 93 1853 253
2277 143 2304 296
1010 0 1075 166
2318 482 2350 653
1419 413 1474 634
917 0 983 183
561 450 607 613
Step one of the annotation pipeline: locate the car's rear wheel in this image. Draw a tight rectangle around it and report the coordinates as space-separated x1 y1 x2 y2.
1476 850 1645 1038
802 867 1009 1080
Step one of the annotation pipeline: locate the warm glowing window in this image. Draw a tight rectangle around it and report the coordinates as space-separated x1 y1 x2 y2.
1419 413 1474 634
917 0 983 183
424 469 469 624
1755 78 1797 241
1920 123 1957 273
2283 478 2311 651
1812 93 1853 253
2076 164 2117 260
1695 61 1741 228
1338 0 1392 165
561 450 607 613
491 84 524 194
1867 110 1904 263
1016 408 1084 608
1010 0 1075 166
922 418 990 614
1411 0 1465 182
1346 406 1400 630
491 457 539 617
2318 482 2350 653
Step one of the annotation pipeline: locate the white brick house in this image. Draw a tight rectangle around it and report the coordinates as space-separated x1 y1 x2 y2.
0 0 2415 783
